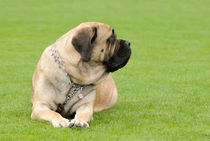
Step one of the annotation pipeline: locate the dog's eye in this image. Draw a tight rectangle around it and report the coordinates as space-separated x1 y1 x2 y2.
107 29 116 44
101 49 104 52
110 37 115 43
107 35 115 44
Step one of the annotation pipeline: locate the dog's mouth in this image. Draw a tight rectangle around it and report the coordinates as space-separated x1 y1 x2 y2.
104 40 131 72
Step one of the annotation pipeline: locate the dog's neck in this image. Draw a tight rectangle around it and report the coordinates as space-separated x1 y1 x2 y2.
56 40 109 85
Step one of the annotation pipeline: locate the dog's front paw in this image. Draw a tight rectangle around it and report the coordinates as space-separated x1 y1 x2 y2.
52 118 70 128
69 119 89 128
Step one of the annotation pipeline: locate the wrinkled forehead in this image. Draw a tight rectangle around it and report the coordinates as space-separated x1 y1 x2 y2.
79 22 113 36
80 22 112 29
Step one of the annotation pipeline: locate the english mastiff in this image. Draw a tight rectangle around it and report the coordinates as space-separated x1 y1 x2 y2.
31 22 131 128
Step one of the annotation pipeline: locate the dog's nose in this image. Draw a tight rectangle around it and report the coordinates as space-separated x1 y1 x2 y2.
125 41 130 47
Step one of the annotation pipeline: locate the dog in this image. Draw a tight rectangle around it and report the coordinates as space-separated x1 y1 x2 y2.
31 22 131 128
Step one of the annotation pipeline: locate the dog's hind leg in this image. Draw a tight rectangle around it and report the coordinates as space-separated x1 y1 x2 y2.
93 74 118 112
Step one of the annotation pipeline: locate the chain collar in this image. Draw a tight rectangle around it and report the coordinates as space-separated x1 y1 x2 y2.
49 45 85 113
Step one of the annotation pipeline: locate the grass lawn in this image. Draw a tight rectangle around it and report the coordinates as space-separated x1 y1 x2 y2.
0 0 209 140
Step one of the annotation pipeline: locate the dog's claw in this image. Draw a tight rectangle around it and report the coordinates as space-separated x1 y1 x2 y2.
69 119 89 128
52 118 70 128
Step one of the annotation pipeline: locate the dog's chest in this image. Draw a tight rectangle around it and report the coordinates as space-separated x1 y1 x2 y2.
55 75 94 117
50 60 91 117
46 45 95 116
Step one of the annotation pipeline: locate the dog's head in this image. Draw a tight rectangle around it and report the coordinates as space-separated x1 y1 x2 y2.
71 22 131 72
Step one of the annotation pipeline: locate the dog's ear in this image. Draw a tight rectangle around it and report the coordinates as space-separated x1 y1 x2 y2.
72 27 97 62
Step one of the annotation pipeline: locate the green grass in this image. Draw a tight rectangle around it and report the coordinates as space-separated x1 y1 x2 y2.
0 0 209 140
